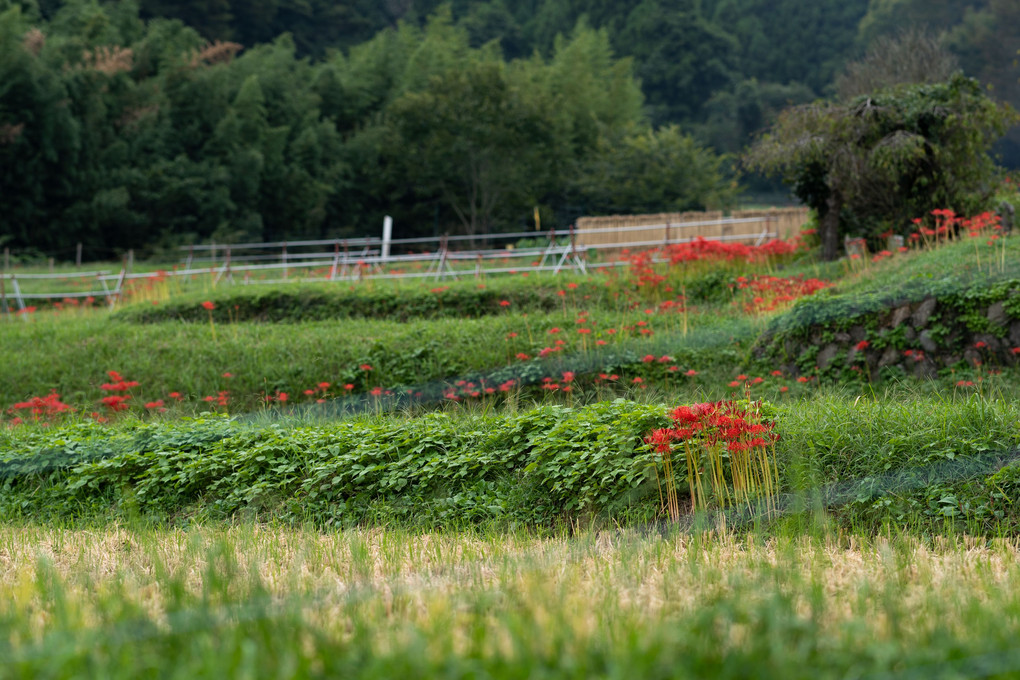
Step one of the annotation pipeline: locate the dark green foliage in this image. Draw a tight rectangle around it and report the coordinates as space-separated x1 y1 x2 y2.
0 400 671 526
0 2 737 258
4 391 1020 535
113 280 610 323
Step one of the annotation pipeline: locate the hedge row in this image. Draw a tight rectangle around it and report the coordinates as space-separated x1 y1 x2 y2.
4 394 1020 532
0 400 670 526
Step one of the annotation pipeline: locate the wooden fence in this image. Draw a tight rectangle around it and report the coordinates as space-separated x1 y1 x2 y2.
1 208 811 315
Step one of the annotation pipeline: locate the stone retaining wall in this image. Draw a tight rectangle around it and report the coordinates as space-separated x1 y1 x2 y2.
758 287 1020 379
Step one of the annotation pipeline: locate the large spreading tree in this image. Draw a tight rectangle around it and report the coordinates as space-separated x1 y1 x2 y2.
745 70 1015 260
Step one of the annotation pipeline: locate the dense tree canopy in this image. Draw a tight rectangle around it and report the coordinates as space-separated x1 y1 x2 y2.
1 0 1018 259
0 2 737 258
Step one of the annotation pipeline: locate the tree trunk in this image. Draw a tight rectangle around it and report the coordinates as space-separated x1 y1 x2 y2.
821 190 842 261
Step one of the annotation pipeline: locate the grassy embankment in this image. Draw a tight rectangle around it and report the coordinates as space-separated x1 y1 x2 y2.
3 228 1020 676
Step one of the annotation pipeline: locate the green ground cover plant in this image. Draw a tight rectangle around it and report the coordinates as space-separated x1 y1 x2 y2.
2 391 1018 534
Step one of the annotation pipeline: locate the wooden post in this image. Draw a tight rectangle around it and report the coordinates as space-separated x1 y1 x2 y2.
3 248 8 273
76 242 83 268
282 242 288 280
329 241 340 281
127 249 134 271
48 257 54 273
0 272 6 316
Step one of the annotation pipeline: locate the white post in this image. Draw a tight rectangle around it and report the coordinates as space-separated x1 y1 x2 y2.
382 215 393 261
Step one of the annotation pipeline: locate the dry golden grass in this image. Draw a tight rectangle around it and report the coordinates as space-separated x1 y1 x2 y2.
3 523 1020 655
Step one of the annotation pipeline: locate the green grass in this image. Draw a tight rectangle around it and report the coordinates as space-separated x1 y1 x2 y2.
0 305 760 415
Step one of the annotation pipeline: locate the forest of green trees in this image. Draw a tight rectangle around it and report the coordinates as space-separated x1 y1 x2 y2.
1 0 1018 259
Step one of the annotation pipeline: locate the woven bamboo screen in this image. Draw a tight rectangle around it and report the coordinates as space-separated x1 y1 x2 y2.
574 207 809 247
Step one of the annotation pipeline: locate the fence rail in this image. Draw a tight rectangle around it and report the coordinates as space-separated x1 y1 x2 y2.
1 213 792 316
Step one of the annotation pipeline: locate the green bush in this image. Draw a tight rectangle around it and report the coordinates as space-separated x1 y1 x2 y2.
0 400 672 527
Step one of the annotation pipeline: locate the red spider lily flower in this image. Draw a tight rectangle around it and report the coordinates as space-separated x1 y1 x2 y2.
557 290 566 297
1012 347 1020 355
201 301 215 310
145 400 166 410
548 327 561 334
318 382 330 390
577 328 592 334
101 371 140 392
606 328 617 335
359 364 373 371
796 376 810 383
956 380 975 387
644 428 678 453
780 386 789 393
596 339 607 345
728 380 741 387
304 389 315 396
276 392 288 403
658 355 672 363
751 377 764 385
100 395 131 412
975 341 988 349
642 355 655 363
770 370 783 376
668 365 680 372
562 371 575 383
632 377 643 384
567 282 578 290
222 372 234 378
685 369 698 376
12 392 74 418
344 384 354 391
515 352 530 360
370 387 383 396
855 340 870 351
499 300 511 307
735 374 748 380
